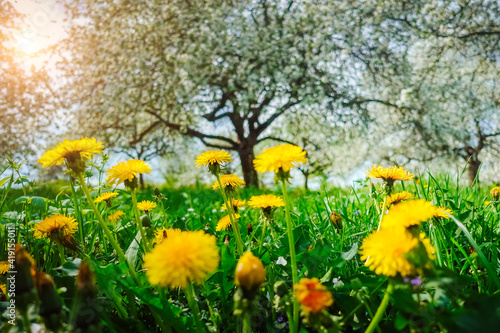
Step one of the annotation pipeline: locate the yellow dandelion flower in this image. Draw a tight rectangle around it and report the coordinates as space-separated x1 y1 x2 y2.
143 230 219 288
38 137 103 168
107 210 125 223
366 165 414 182
106 159 152 186
490 186 500 198
195 151 232 168
221 199 246 211
360 227 434 276
153 228 183 245
253 144 307 173
434 207 453 219
484 201 491 206
212 174 246 190
382 191 413 208
94 192 119 203
381 200 436 229
0 284 5 296
216 214 240 232
294 278 333 313
248 194 285 209
137 200 157 212
235 252 266 296
0 261 10 275
33 214 78 239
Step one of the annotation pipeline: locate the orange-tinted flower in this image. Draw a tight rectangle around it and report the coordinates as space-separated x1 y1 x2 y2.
294 278 333 313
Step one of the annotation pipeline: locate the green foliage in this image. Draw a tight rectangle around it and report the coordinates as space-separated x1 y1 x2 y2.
1 161 500 332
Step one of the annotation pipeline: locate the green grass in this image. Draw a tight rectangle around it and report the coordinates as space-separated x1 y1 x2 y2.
1 164 500 332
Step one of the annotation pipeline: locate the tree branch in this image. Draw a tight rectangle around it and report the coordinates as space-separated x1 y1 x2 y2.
255 99 300 135
257 136 296 145
129 120 162 145
203 93 232 121
146 110 238 149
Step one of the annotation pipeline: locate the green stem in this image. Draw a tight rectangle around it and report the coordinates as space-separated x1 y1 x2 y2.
364 282 393 333
57 242 66 265
243 312 252 333
130 189 151 252
258 215 269 255
69 175 85 252
203 282 219 330
216 175 244 256
21 310 32 333
376 196 387 231
76 173 140 285
285 299 296 333
281 180 299 333
184 283 206 333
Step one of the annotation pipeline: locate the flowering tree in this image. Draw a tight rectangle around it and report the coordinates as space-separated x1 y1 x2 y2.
57 0 382 187
0 2 52 162
347 0 500 184
272 107 369 189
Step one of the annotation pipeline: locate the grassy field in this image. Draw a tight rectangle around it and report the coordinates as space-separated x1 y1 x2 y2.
1 156 500 333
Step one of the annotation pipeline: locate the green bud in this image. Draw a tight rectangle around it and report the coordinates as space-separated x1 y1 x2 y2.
72 262 100 333
35 270 63 332
13 244 37 312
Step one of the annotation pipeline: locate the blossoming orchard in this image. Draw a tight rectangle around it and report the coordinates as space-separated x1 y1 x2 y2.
2 1 500 332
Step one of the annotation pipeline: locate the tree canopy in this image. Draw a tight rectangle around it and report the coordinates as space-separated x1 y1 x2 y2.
0 1 53 162
57 0 394 186
3 0 498 185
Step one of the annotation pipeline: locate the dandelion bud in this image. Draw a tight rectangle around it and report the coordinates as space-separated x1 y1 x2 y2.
224 235 230 246
14 244 37 311
141 214 152 228
72 262 100 333
35 270 63 332
329 212 342 230
490 186 500 198
235 252 265 299
247 223 253 235
369 182 377 199
154 188 164 199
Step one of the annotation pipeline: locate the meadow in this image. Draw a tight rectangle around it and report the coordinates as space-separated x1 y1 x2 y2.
1 140 499 333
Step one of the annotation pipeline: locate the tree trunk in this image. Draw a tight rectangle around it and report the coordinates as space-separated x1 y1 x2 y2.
139 173 145 189
468 158 480 185
304 172 309 191
238 146 259 188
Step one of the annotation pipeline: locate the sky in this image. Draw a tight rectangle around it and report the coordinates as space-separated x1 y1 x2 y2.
8 0 66 69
